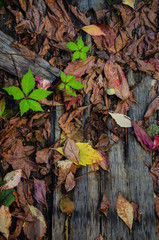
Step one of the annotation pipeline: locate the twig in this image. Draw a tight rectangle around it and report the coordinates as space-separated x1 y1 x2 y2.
10 54 22 89
74 171 94 180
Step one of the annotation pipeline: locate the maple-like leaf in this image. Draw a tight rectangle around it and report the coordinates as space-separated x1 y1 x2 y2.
0 205 12 239
2 169 22 190
99 194 110 217
116 192 133 231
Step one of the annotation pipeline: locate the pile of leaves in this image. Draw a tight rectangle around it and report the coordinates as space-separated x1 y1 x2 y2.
0 0 159 239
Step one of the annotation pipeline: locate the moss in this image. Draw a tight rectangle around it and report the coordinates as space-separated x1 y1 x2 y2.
146 123 159 138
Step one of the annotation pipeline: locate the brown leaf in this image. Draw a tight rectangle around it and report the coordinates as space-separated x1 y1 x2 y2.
9 219 24 239
36 146 54 169
65 172 76 192
59 197 74 215
131 202 141 223
0 205 12 239
2 139 37 178
116 192 133 231
144 96 159 120
99 194 110 217
104 60 130 100
56 160 73 186
94 234 104 240
33 178 47 208
154 194 159 218
82 25 106 36
69 4 89 25
64 56 96 77
63 139 80 164
19 0 27 11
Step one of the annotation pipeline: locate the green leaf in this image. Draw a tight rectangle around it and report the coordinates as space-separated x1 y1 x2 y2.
0 188 15 207
27 99 44 112
57 83 65 90
66 75 76 83
77 37 84 50
80 52 87 62
61 71 67 83
81 46 90 53
21 67 35 95
19 99 30 116
72 51 80 61
65 85 77 97
0 97 5 116
67 80 85 90
3 86 25 100
67 42 78 51
28 89 52 100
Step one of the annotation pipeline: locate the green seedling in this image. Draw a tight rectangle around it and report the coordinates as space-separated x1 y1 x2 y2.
3 67 52 116
67 37 90 62
57 71 85 97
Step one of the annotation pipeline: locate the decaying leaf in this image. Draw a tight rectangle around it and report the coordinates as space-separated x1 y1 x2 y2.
33 177 47 208
122 0 135 9
63 139 80 164
144 96 159 120
0 205 12 239
23 204 47 240
94 234 104 240
109 112 132 128
2 169 22 191
60 197 74 215
116 192 134 231
99 194 110 217
65 172 76 192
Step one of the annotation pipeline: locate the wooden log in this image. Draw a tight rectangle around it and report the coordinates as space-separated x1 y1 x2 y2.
0 30 60 81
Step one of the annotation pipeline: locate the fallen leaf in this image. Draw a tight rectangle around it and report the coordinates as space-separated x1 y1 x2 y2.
64 56 95 77
69 4 89 25
0 205 12 239
109 112 132 128
36 146 54 169
2 169 22 190
33 178 47 208
154 136 159 147
116 192 133 231
99 194 110 217
35 76 51 90
23 204 47 240
65 172 76 192
104 60 130 100
63 139 80 164
132 121 155 151
144 96 159 120
94 234 104 240
122 0 135 9
82 25 105 36
56 142 108 166
154 194 159 218
131 202 141 223
59 197 74 215
97 152 110 171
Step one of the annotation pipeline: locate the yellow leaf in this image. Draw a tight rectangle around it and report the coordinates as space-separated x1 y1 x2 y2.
122 0 135 9
0 205 12 239
82 25 105 36
56 142 105 166
116 192 133 231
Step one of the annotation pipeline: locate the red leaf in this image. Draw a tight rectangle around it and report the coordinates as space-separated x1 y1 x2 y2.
99 194 110 217
154 136 159 147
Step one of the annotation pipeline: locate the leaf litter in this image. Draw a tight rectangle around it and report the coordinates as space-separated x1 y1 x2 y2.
0 0 159 238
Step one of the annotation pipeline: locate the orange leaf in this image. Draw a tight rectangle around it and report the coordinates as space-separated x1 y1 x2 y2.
82 25 105 36
116 192 133 231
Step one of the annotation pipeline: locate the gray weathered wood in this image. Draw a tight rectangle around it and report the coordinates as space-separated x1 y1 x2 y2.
0 30 60 81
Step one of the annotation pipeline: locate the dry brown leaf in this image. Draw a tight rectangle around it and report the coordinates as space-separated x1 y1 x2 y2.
65 172 76 192
82 25 105 36
0 205 12 239
63 139 80 164
69 4 89 25
116 192 133 231
19 0 27 11
94 234 104 240
59 197 74 215
144 96 159 120
99 194 110 217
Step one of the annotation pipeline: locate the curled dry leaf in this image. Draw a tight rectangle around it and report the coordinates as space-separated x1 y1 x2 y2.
131 202 141 223
23 204 47 240
2 169 22 190
109 112 132 128
122 0 135 9
0 205 12 239
116 192 133 231
144 96 159 120
94 233 104 240
63 139 80 164
56 160 73 186
82 25 105 36
104 60 130 100
154 194 159 218
60 197 74 215
99 194 110 217
65 172 76 192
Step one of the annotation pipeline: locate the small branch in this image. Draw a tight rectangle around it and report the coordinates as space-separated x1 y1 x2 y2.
74 171 94 180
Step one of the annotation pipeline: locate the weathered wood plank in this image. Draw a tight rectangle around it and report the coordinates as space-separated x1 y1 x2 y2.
0 30 60 80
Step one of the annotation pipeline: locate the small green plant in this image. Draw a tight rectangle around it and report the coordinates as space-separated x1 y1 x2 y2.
57 71 85 97
3 67 52 116
67 37 90 62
